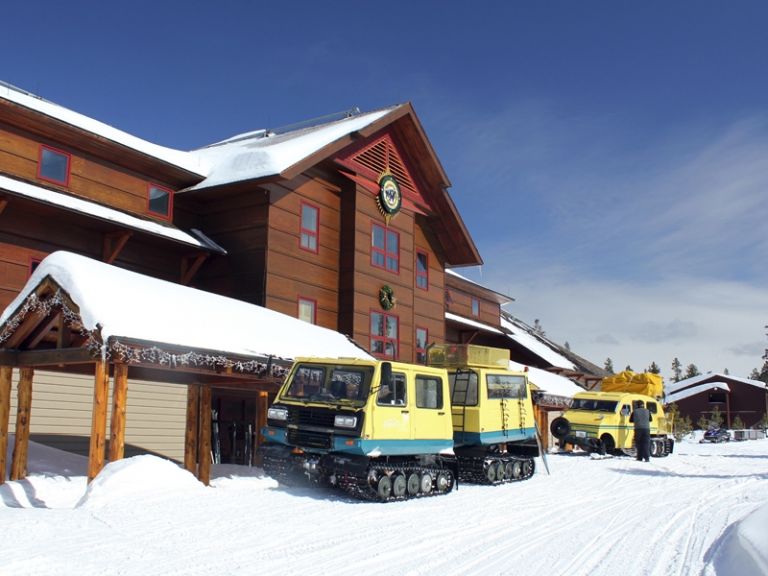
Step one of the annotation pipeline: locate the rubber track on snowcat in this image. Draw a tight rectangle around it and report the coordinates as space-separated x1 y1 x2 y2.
336 462 455 502
458 454 535 485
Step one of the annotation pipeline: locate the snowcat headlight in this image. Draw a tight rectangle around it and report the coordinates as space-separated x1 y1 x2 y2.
334 415 357 428
268 407 288 421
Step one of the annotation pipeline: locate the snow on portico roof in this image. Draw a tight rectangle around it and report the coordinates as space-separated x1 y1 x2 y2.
185 106 398 191
500 316 576 370
0 251 373 362
0 82 207 176
510 360 582 398
665 382 731 405
0 174 217 251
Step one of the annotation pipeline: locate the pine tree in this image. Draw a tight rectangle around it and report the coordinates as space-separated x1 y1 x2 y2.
684 363 700 379
671 358 682 382
564 341 571 351
625 365 633 372
604 358 614 373
732 415 744 430
750 368 760 379
723 368 729 375
647 361 660 374
533 318 545 337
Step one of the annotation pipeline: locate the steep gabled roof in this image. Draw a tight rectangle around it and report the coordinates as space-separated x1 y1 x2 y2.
666 373 766 395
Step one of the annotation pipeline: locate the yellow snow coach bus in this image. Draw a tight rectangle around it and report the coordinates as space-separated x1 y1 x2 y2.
550 371 674 457
261 357 456 501
427 344 539 484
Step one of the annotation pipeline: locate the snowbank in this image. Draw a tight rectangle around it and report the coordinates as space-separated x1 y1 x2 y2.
713 503 768 576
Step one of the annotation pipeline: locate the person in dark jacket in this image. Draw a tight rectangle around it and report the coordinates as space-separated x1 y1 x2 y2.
630 400 652 462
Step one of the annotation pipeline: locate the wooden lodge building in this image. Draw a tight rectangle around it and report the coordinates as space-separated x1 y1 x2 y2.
0 82 596 481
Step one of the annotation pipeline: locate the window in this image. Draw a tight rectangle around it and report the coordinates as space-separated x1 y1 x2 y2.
148 184 173 219
415 251 428 290
377 372 407 406
647 402 658 414
471 297 480 317
415 327 428 364
449 370 478 406
370 311 398 359
416 375 443 409
300 202 319 253
486 374 527 399
38 145 70 186
371 223 399 273
708 392 726 404
28 258 42 277
298 297 317 324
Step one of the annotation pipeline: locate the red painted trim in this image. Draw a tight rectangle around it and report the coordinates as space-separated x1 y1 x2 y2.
37 144 71 187
147 183 174 221
370 221 400 275
415 250 429 291
297 296 317 324
369 308 399 360
299 201 320 254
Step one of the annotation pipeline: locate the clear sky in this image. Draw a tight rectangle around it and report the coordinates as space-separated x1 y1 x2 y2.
4 1 768 379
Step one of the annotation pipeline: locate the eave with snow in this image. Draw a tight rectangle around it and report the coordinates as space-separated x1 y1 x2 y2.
0 252 372 486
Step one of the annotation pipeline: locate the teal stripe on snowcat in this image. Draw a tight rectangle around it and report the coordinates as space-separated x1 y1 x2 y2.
454 427 536 446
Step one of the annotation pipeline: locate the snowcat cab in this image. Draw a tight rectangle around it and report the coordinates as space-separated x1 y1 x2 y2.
260 357 456 501
427 344 539 484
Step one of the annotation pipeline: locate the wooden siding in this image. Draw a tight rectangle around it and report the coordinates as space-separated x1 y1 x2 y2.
446 287 501 327
0 243 48 311
6 369 188 462
0 125 177 223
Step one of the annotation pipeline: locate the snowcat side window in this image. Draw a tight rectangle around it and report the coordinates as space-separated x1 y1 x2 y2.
448 371 478 406
621 405 631 416
416 375 443 409
377 372 407 406
647 402 658 414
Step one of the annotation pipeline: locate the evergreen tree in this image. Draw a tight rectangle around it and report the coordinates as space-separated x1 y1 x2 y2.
625 365 633 372
647 361 660 374
732 415 744 430
671 358 682 382
564 341 571 351
604 358 614 374
533 318 545 337
684 363 700 379
750 368 760 379
759 360 768 384
723 368 729 375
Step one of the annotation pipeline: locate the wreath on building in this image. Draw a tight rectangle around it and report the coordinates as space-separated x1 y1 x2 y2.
379 285 396 310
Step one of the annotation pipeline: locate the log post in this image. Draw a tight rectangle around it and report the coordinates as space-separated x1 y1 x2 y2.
197 385 212 486
88 360 110 482
10 367 33 481
184 385 200 474
253 391 269 466
0 366 12 485
108 363 129 462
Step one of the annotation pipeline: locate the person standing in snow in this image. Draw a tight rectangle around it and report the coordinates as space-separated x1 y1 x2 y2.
630 400 652 462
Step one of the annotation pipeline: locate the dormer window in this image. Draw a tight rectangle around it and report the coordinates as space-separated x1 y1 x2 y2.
148 184 173 219
38 145 71 186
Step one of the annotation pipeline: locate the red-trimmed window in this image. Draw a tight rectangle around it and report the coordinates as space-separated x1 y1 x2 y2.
371 223 399 273
38 145 71 186
298 297 317 324
370 311 399 359
416 251 429 290
415 327 428 364
300 202 319 253
471 297 480 317
148 184 174 219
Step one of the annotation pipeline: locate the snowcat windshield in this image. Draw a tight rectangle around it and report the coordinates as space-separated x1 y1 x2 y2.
571 398 619 412
283 363 373 406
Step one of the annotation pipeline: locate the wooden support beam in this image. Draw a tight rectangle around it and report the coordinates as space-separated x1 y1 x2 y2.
102 231 132 264
184 385 200 474
88 360 110 482
10 367 33 481
108 363 129 462
197 385 212 486
0 366 12 485
253 391 269 466
25 311 62 349
11 348 94 367
180 253 208 286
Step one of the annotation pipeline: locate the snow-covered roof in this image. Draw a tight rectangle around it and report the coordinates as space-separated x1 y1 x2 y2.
0 251 373 362
500 316 576 370
666 372 766 394
0 82 207 176
185 107 397 190
510 360 582 398
665 382 731 405
445 311 503 334
0 174 215 251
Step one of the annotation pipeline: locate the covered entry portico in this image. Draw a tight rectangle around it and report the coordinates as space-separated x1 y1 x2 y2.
0 251 372 486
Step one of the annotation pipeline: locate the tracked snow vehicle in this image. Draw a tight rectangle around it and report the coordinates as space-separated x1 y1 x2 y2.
261 357 456 501
427 344 539 484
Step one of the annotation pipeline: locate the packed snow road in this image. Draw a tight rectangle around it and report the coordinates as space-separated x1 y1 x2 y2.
1 436 767 576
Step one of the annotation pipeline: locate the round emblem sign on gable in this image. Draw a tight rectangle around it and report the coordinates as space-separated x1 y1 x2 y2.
377 174 402 218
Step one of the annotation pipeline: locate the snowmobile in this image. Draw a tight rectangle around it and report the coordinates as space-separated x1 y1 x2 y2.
700 426 731 443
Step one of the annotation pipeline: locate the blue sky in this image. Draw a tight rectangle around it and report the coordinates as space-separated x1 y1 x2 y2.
4 1 768 378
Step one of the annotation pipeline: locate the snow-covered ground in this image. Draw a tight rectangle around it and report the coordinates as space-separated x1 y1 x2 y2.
2 434 767 576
